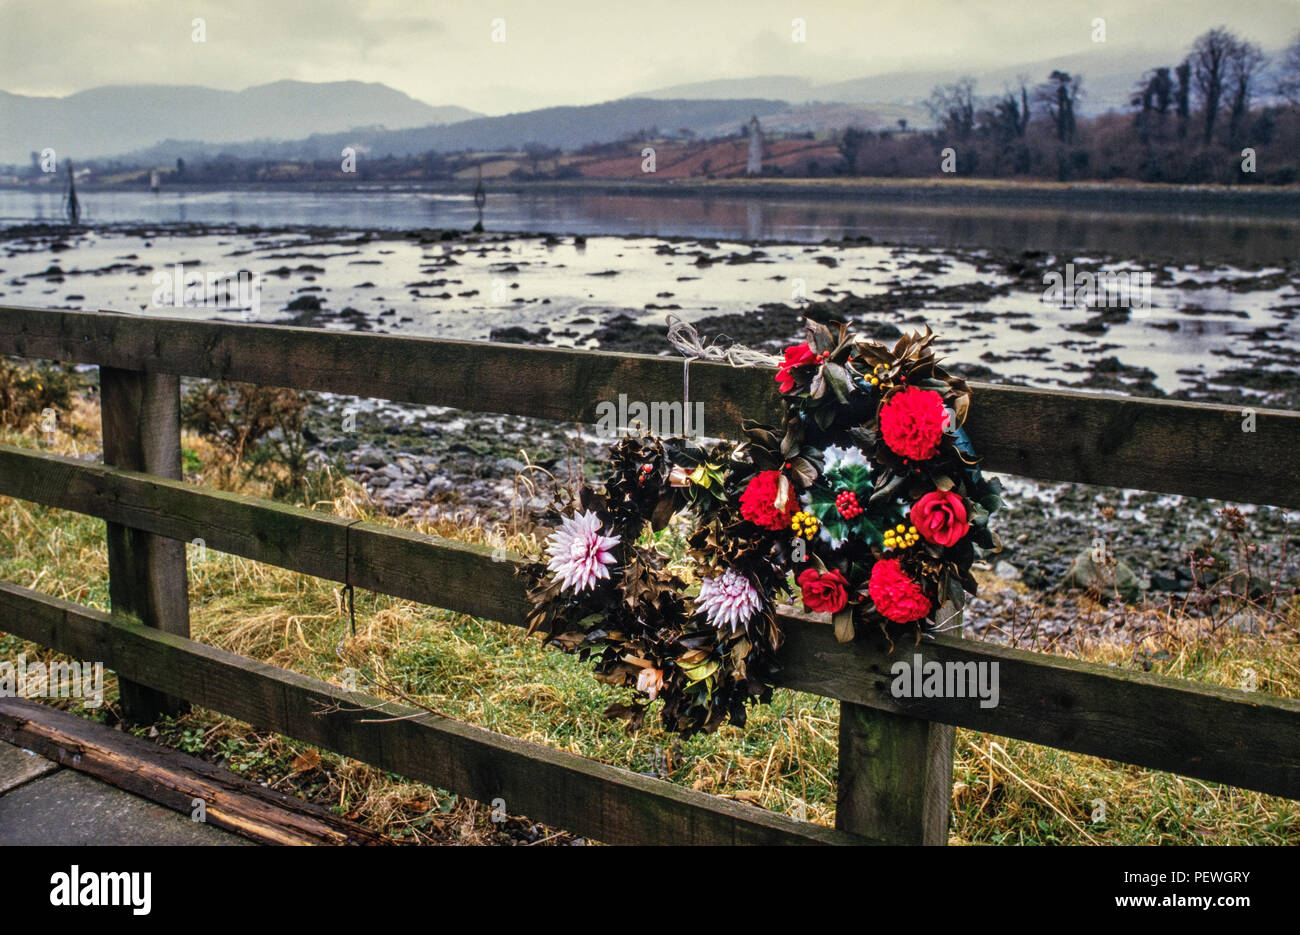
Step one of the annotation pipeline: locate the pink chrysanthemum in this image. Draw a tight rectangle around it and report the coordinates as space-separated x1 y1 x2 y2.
695 568 762 632
546 510 621 593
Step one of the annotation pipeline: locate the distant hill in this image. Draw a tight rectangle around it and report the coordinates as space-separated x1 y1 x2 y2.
634 44 1240 119
0 80 479 164
120 98 793 163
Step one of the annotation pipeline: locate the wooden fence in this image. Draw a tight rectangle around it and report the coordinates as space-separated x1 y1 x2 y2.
0 305 1297 845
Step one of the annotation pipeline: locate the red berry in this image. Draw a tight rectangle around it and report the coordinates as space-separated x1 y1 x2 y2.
835 489 862 519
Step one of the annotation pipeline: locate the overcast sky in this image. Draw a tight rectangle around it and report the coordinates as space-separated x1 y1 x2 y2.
3 0 1297 113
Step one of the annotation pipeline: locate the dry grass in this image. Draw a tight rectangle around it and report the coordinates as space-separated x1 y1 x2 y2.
0 388 1296 845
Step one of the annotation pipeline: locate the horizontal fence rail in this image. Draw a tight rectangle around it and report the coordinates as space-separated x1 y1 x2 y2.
2 306 1298 508
2 305 1299 846
3 443 1297 799
0 581 864 846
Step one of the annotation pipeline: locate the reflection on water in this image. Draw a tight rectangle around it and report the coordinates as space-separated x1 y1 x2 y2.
1 186 1297 264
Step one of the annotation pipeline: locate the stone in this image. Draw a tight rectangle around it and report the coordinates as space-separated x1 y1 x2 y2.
1149 572 1182 592
1021 565 1049 590
1061 550 1141 603
0 769 254 845
0 742 57 793
994 560 1022 581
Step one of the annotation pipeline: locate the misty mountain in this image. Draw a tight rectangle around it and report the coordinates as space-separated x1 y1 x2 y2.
120 98 792 164
635 45 1232 119
0 80 479 164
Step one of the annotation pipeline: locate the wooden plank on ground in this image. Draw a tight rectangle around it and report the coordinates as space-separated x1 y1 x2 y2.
0 582 872 846
1 307 1297 506
0 696 389 846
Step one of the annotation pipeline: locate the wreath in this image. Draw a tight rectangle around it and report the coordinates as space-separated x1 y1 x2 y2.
521 319 1003 735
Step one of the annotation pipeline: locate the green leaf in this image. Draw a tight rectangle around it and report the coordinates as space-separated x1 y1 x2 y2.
679 657 720 684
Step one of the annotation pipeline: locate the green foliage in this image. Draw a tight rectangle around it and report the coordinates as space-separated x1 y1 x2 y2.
0 357 79 430
181 381 310 495
181 445 203 476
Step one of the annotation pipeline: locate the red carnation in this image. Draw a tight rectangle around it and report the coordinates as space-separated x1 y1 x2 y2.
879 386 947 461
775 342 817 394
910 490 970 547
740 469 797 530
797 567 850 614
866 558 932 624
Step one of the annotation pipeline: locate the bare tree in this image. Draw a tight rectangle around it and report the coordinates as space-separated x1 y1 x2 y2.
1036 70 1083 143
1174 60 1192 138
1132 67 1174 143
1278 31 1300 107
1191 27 1236 144
1132 68 1173 115
838 127 866 173
1225 38 1267 143
925 77 978 139
988 80 1031 142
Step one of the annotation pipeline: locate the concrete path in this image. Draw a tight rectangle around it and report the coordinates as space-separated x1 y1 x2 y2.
0 740 253 845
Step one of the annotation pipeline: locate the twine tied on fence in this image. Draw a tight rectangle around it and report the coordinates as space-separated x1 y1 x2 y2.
665 314 781 410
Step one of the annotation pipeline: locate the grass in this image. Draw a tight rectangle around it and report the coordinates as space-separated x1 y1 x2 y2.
0 388 1296 845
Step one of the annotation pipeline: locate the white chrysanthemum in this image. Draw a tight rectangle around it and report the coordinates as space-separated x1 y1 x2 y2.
822 444 870 474
695 568 762 632
545 510 620 594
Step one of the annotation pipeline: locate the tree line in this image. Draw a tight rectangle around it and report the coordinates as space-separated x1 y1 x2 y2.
839 27 1300 185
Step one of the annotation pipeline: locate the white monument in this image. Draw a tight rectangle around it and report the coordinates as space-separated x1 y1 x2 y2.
746 115 762 176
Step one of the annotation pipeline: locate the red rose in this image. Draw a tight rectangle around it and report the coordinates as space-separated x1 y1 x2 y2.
879 386 947 461
740 469 797 531
797 567 849 614
910 490 970 547
866 558 932 624
775 342 817 394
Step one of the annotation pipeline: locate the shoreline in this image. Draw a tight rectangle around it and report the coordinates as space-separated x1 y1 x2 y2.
7 176 1300 217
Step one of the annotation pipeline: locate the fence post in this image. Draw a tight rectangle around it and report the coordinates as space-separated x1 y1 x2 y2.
100 367 191 722
835 602 959 845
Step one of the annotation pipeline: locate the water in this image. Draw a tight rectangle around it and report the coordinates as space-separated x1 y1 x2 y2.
2 186 1297 265
2 225 1294 402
